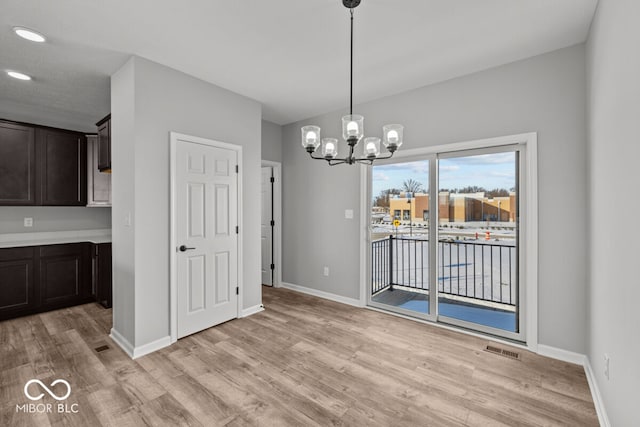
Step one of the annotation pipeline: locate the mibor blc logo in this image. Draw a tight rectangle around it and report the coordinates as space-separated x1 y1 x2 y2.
16 379 79 414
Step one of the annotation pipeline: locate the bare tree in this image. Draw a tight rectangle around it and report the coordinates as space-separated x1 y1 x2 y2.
402 179 425 194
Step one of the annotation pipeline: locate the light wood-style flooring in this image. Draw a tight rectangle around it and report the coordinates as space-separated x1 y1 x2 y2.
1 286 598 426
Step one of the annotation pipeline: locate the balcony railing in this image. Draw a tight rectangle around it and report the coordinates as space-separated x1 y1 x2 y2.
372 235 516 306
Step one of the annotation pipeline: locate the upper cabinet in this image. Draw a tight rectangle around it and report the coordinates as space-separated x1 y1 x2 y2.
96 114 111 172
87 135 112 207
37 127 87 206
0 119 87 206
0 121 37 205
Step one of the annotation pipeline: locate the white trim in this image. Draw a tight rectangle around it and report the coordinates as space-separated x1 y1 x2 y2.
109 328 134 358
523 133 538 351
240 304 265 318
280 282 362 307
170 132 243 344
132 336 171 359
261 160 282 288
537 344 586 366
584 357 611 427
360 132 538 349
358 164 368 306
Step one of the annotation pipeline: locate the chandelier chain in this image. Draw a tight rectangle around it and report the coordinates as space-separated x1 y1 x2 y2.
350 8 354 116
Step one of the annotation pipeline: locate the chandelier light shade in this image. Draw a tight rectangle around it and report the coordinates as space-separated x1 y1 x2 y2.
301 0 403 166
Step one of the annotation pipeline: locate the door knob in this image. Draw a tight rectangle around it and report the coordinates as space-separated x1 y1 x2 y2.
179 245 195 252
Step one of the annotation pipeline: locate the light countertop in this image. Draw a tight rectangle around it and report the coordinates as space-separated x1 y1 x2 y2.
0 229 112 248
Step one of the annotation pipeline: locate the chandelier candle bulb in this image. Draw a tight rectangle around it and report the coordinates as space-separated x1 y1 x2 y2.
387 130 399 144
347 121 358 135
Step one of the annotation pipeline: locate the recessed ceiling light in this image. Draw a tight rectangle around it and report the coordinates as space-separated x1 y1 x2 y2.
7 71 32 81
13 27 46 43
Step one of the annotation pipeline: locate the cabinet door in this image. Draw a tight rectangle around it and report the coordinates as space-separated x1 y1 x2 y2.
97 117 111 171
95 243 112 308
39 243 91 309
0 121 36 205
0 247 36 320
37 128 87 206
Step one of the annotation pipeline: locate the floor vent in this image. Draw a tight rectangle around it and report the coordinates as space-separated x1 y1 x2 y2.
485 344 520 360
95 345 110 353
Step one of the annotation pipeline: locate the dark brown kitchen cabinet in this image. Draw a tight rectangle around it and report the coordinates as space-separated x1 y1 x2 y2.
0 121 37 205
0 119 87 206
39 243 92 310
93 243 112 308
37 128 87 205
96 114 111 172
0 247 36 320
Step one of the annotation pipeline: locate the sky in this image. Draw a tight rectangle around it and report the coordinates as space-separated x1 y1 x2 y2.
372 152 516 198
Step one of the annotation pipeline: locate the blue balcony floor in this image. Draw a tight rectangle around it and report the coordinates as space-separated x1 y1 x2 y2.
371 288 516 332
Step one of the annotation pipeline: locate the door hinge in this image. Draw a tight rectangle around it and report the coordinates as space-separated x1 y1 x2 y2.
270 220 275 227
236 287 239 295
270 264 275 270
270 176 275 183
235 226 239 234
235 165 239 173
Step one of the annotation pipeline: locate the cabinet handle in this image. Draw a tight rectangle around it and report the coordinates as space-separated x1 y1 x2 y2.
178 245 195 252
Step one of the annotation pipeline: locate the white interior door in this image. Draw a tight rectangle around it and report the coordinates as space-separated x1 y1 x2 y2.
261 167 273 286
176 138 239 338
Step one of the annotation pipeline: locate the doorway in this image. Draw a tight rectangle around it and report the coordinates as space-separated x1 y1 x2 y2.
261 161 282 288
170 132 242 341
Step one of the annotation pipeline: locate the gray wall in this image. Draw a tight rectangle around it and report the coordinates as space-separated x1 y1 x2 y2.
587 0 640 424
261 120 282 163
111 56 262 350
0 207 111 234
282 44 589 354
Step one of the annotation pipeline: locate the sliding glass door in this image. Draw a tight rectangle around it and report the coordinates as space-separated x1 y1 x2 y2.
370 159 432 318
368 144 524 341
436 148 519 337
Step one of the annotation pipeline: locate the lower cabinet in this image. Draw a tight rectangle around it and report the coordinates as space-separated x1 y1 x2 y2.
39 243 92 310
0 247 36 320
0 242 111 321
93 243 112 308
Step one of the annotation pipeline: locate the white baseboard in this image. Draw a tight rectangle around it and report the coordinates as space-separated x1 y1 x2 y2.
109 328 171 359
280 282 363 307
241 304 265 318
132 335 171 359
537 344 586 365
584 357 611 427
109 327 134 358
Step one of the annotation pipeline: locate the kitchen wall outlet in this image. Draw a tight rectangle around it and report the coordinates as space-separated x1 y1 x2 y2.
323 266 329 276
345 209 354 219
604 354 610 380
24 217 33 227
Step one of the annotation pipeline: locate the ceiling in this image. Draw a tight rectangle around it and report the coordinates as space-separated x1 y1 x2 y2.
1 0 598 126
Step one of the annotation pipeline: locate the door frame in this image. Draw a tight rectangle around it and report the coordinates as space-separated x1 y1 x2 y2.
360 132 538 350
169 132 243 344
261 160 282 288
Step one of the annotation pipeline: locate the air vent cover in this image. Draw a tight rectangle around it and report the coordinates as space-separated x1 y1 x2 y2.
484 343 520 360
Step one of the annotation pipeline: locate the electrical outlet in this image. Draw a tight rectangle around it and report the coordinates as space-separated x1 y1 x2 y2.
24 217 33 227
323 266 329 276
604 354 610 380
345 209 354 219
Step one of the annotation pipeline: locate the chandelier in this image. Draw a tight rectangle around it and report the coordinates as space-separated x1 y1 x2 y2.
301 0 403 166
